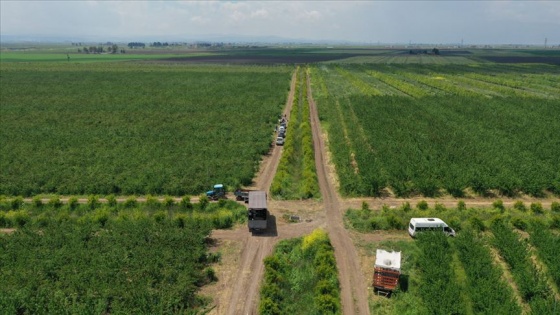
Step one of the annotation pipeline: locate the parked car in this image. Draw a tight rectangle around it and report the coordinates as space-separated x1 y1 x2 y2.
276 136 285 145
408 218 456 237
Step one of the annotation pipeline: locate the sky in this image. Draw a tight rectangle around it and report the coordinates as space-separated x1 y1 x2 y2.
1 0 559 45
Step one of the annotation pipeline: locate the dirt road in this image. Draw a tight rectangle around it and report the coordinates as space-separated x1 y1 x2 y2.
307 74 371 314
204 69 323 315
206 68 371 314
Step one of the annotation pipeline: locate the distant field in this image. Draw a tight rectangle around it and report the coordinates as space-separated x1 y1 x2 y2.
0 62 292 196
3 45 558 64
0 51 215 63
311 63 560 197
324 54 477 64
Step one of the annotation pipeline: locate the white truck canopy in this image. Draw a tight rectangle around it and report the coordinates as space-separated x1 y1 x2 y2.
375 249 401 271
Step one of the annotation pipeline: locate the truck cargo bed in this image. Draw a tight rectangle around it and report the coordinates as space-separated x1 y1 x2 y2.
248 218 267 231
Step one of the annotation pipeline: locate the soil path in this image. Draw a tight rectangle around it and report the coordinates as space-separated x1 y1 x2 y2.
308 74 371 314
204 69 322 315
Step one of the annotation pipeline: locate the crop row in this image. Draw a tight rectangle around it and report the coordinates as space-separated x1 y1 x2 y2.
334 67 382 96
366 70 431 98
415 232 466 314
259 229 340 314
426 72 551 99
0 196 247 230
529 222 560 291
271 67 319 199
454 230 523 314
0 63 292 196
490 220 557 313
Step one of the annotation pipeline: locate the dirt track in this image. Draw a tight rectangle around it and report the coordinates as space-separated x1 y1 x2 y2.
202 68 371 314
307 74 370 314
202 69 325 315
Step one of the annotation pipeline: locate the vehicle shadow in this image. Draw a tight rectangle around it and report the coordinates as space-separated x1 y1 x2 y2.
251 215 278 237
399 274 409 292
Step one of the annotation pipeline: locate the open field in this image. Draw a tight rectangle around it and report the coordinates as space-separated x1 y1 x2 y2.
310 63 560 198
0 62 292 196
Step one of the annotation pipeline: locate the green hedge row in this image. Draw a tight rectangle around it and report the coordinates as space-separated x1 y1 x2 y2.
271 67 319 199
259 229 340 314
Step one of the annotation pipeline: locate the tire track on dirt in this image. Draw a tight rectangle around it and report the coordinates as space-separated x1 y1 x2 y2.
307 73 370 315
220 70 298 315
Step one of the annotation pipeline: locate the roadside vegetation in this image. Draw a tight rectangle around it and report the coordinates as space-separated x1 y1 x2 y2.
0 197 246 313
259 229 340 314
0 62 291 196
271 67 320 200
311 64 560 198
345 200 560 233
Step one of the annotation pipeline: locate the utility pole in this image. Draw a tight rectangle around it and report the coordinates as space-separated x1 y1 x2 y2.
544 38 547 49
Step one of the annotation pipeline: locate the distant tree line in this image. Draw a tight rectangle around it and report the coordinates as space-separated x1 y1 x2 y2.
127 42 146 49
151 42 169 47
409 48 440 55
78 44 122 54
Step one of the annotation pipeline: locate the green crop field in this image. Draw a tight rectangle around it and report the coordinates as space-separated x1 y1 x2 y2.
0 62 292 196
0 197 247 313
0 52 213 63
348 202 560 314
311 63 560 198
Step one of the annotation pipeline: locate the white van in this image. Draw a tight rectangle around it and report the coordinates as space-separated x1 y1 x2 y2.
408 218 455 237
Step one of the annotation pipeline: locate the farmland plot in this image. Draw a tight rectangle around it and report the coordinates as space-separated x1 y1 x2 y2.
0 199 247 313
0 63 292 196
310 64 560 197
346 203 560 314
490 220 557 313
